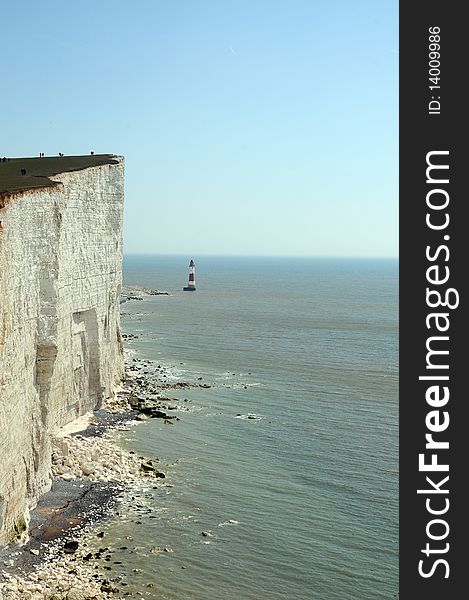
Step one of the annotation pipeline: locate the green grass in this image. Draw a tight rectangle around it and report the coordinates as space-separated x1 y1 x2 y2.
0 154 119 197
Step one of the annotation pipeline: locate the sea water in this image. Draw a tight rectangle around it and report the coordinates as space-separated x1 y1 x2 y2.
105 255 398 599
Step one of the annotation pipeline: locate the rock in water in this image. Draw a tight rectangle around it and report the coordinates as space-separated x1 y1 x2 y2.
140 460 166 478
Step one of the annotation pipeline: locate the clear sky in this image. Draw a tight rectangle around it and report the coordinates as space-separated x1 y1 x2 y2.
2 0 397 257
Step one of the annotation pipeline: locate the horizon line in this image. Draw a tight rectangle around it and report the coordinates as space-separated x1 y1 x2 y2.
123 252 399 259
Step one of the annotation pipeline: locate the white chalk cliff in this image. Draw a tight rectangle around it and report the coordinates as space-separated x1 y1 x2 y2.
0 158 124 545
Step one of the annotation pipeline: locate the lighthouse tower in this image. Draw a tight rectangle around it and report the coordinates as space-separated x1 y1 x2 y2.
183 259 196 291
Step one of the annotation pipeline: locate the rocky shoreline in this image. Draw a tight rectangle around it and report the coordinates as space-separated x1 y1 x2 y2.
120 286 169 304
0 352 193 600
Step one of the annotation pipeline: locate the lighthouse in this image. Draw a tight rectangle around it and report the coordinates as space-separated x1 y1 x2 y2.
183 259 196 291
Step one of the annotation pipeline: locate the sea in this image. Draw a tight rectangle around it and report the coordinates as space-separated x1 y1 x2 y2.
102 255 398 599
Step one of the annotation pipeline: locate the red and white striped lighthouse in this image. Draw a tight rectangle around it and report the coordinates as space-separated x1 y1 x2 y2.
183 259 196 291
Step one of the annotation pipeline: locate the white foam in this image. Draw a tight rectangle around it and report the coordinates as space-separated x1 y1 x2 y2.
218 519 239 527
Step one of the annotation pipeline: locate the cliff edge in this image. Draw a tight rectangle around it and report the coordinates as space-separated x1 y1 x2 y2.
0 156 124 546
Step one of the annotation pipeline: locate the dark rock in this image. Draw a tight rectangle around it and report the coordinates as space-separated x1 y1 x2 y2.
101 582 118 593
140 406 172 419
140 460 166 478
140 460 157 472
127 396 143 409
64 540 79 553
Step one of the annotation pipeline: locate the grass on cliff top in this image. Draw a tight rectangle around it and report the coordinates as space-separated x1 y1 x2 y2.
0 154 119 196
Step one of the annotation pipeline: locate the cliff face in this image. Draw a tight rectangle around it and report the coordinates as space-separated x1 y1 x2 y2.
0 158 124 545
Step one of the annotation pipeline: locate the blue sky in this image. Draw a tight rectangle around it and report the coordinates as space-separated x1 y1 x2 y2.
2 0 397 257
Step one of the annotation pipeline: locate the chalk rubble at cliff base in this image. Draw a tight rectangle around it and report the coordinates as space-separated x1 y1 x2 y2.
0 357 178 599
0 439 158 599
